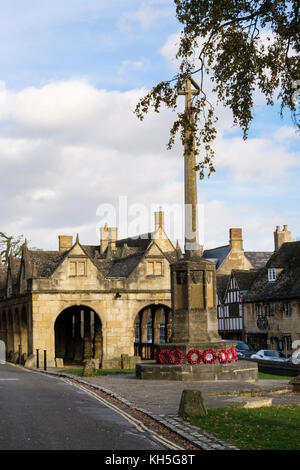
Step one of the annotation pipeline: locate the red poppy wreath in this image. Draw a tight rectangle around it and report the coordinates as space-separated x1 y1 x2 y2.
187 348 202 364
218 348 229 364
158 349 171 364
169 349 184 365
202 348 218 364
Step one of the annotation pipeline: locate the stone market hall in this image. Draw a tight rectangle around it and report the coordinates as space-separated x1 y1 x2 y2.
0 211 178 368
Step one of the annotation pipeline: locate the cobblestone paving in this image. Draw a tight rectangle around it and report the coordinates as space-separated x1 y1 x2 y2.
82 374 295 414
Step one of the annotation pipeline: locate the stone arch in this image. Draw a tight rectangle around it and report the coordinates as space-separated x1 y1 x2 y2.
134 304 172 359
54 305 103 366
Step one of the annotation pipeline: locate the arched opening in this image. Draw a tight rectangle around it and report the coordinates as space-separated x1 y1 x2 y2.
134 304 172 360
54 306 102 366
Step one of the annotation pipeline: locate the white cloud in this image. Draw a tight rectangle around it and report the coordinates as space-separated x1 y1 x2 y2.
118 2 174 31
0 78 299 251
213 135 299 183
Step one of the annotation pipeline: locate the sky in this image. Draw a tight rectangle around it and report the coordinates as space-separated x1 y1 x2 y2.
0 0 299 253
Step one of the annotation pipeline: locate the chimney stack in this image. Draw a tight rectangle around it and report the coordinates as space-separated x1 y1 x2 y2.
229 228 243 251
100 225 118 254
274 225 291 251
154 209 164 231
58 235 73 252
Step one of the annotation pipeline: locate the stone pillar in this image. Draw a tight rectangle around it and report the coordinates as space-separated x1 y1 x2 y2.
73 309 83 361
166 309 172 342
141 309 150 344
153 307 163 345
19 308 28 359
6 311 14 357
12 309 21 357
93 314 102 364
83 309 92 360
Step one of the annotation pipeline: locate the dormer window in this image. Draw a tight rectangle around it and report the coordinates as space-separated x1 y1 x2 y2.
268 268 276 282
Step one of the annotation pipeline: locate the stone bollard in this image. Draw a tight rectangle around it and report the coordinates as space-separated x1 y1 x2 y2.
178 390 207 419
82 358 99 377
290 375 300 392
55 357 64 368
121 354 141 370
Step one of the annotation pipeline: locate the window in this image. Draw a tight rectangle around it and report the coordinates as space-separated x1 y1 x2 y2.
255 304 261 315
268 268 276 282
264 304 271 316
69 260 87 277
282 336 292 350
282 303 291 317
228 303 240 318
147 260 163 276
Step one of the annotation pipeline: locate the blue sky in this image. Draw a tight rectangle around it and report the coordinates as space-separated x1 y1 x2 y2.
0 0 299 252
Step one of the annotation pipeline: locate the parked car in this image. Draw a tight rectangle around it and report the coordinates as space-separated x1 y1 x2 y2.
287 349 300 365
251 349 288 362
235 341 256 359
221 340 255 359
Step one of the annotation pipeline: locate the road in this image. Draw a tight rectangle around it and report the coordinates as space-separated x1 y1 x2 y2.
0 363 170 450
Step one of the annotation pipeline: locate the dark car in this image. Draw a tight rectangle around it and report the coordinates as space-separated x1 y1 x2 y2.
221 340 255 359
235 341 255 359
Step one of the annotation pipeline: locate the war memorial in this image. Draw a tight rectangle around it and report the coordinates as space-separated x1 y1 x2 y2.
136 77 258 381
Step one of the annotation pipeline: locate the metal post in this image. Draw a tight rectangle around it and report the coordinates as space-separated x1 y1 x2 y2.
18 344 22 365
44 350 47 371
36 349 39 369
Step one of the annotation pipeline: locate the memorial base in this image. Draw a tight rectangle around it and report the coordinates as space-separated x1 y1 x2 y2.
136 360 258 382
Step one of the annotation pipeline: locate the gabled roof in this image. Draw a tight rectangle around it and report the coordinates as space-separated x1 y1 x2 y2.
216 274 230 302
245 241 300 302
107 252 145 278
267 240 300 269
0 264 8 290
203 245 231 269
27 250 68 277
245 251 272 269
8 256 21 285
232 269 259 292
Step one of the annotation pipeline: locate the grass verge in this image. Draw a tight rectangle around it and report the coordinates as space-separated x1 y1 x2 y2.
258 372 293 380
189 405 300 450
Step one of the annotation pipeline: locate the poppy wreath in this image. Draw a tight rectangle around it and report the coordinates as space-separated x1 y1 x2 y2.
169 349 184 365
154 348 160 364
218 348 229 364
226 347 237 363
158 349 171 364
187 348 202 365
202 348 218 364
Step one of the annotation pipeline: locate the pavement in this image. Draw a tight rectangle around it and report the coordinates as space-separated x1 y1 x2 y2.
38 363 300 451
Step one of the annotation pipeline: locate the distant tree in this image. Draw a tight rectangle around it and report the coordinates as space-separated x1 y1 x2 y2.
135 0 299 178
0 232 24 264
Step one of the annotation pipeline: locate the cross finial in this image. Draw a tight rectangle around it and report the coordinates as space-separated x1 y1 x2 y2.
178 76 200 111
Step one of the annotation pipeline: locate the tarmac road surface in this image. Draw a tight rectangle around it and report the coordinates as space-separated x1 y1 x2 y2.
0 363 170 450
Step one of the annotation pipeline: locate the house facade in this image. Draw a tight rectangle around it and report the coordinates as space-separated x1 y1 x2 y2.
243 239 300 355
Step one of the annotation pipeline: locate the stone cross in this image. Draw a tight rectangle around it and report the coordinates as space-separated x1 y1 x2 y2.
178 76 202 257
